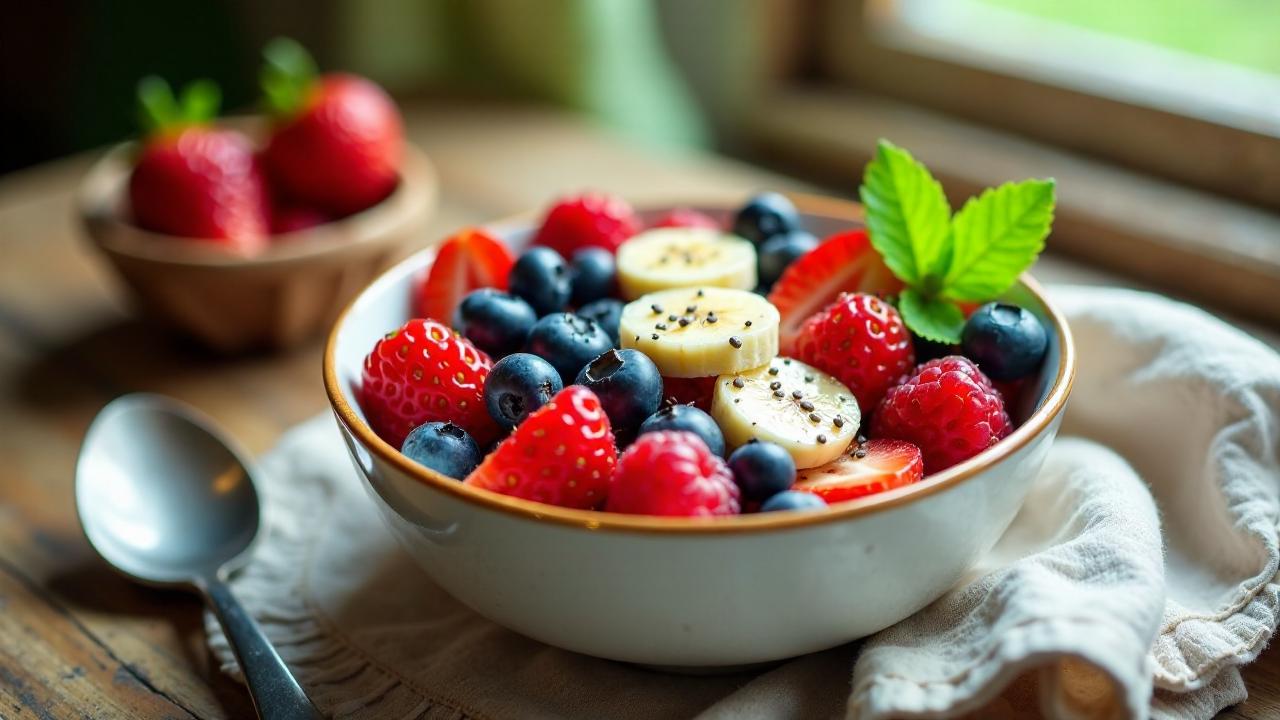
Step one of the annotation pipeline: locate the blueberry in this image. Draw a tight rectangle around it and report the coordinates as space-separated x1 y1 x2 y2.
576 298 624 346
484 353 564 428
574 349 662 433
510 247 572 316
638 404 726 457
760 490 827 512
732 192 800 246
570 247 617 306
727 441 796 502
401 422 482 479
757 230 818 290
524 313 615 384
453 289 537 357
961 302 1048 381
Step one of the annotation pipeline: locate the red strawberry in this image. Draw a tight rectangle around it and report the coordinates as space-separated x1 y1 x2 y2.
793 293 915 410
767 229 902 354
260 39 403 216
128 78 268 253
871 356 1011 473
651 208 721 230
661 375 717 411
270 202 330 235
412 228 515 323
466 386 616 509
606 431 740 517
533 192 641 257
794 439 924 503
360 318 498 449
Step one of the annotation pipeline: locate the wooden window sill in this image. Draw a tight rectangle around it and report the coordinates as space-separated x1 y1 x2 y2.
746 87 1280 327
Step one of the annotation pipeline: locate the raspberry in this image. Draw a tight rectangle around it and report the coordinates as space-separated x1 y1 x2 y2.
360 318 498 448
607 431 740 517
533 192 641 257
466 386 617 509
793 293 915 411
870 356 1011 473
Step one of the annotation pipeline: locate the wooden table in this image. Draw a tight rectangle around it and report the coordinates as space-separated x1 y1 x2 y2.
1 101 1276 719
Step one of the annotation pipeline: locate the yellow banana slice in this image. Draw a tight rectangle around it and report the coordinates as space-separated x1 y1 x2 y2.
615 228 757 300
619 287 778 378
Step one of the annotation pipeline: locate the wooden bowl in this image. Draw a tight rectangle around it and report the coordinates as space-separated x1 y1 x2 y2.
77 140 437 353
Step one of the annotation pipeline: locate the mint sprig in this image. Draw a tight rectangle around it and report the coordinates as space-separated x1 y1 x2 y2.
860 140 1055 344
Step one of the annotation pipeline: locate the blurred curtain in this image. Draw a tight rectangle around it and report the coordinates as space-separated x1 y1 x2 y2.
334 0 715 147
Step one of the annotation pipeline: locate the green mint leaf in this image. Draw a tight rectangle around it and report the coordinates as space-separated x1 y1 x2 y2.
859 139 951 287
941 179 1055 301
899 288 965 344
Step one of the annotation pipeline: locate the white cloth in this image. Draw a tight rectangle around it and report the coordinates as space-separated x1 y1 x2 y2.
207 286 1280 719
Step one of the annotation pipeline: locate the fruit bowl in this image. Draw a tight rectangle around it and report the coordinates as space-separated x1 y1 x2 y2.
323 195 1075 667
78 139 436 353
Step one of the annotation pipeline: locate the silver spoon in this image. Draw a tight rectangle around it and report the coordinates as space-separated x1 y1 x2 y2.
76 394 324 720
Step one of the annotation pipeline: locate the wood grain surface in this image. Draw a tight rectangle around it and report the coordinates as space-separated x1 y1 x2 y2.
0 101 1275 719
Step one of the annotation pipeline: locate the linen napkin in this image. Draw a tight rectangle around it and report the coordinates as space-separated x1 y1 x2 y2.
206 286 1280 720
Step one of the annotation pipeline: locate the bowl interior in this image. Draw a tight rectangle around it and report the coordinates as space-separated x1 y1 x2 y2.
329 200 1068 523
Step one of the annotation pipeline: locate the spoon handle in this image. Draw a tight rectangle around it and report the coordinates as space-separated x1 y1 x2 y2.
201 578 326 720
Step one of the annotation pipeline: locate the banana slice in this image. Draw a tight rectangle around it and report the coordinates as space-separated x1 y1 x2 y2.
616 228 757 300
619 287 779 378
711 358 861 469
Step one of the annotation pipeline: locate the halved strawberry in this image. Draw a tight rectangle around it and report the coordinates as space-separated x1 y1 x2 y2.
793 439 923 503
465 386 617 509
412 228 515 323
767 229 902 354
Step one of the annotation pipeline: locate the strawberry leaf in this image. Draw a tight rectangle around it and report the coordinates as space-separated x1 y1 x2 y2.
859 140 951 287
941 179 1055 301
898 288 965 344
261 37 317 117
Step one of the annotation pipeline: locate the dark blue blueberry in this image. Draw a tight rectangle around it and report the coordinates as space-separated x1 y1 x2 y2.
569 247 617 306
401 421 482 479
510 246 572 316
638 403 726 457
524 313 615 384
576 298 624 347
574 349 662 433
961 302 1049 381
912 333 959 363
453 288 537 358
757 230 818 290
727 441 796 502
732 192 800 246
484 353 564 428
760 490 827 512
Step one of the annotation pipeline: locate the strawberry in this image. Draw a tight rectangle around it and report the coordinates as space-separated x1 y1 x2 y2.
127 78 268 253
259 39 403 216
269 202 330 235
359 318 498 449
793 292 915 410
794 439 924 503
767 229 902 354
651 208 721 230
411 228 515 323
871 356 1012 473
661 375 717 411
606 431 740 517
533 192 641 257
466 386 616 509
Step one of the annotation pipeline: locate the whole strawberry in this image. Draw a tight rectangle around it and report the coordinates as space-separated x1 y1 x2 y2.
533 192 641 257
466 386 616 509
260 38 403 216
128 77 268 253
360 318 498 448
607 431 740 517
871 356 1011 473
793 292 915 411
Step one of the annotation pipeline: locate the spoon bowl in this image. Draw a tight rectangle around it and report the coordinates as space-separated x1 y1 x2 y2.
77 394 260 585
76 394 323 720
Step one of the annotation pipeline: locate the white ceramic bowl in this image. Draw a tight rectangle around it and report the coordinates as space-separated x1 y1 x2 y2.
323 195 1075 668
